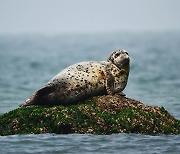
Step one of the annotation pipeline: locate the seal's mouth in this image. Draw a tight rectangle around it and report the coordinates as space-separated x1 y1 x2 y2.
121 57 130 66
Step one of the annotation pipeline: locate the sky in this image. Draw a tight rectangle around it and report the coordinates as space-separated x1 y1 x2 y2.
0 0 180 34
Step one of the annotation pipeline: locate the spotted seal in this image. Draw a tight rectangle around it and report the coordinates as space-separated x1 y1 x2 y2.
21 49 130 106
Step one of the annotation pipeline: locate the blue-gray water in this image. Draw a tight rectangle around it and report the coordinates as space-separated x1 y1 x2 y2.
0 32 180 153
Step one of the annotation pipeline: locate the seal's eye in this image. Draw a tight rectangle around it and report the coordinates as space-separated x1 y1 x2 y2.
115 53 120 58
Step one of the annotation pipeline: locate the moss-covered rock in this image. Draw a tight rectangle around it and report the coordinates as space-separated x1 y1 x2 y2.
0 94 180 136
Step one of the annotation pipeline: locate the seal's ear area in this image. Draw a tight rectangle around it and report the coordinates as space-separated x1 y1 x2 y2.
107 50 118 62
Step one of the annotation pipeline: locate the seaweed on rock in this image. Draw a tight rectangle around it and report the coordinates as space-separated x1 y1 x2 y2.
0 94 180 136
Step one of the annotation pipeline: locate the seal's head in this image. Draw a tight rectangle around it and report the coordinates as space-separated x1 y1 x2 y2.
108 49 130 68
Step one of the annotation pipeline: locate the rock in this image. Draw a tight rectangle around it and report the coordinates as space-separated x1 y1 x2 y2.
0 94 180 136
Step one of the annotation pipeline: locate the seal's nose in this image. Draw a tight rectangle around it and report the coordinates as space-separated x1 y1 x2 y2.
123 51 130 60
124 51 129 55
120 50 129 55
121 50 129 58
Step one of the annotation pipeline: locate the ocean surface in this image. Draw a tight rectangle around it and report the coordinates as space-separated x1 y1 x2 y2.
0 32 180 153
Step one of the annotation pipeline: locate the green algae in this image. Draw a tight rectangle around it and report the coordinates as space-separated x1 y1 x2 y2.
0 95 180 136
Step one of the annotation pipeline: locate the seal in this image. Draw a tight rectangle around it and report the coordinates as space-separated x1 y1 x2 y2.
21 49 130 106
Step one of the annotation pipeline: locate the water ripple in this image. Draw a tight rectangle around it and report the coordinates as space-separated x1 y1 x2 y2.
0 134 180 154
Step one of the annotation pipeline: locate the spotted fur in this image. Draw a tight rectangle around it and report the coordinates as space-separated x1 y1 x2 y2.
21 49 130 106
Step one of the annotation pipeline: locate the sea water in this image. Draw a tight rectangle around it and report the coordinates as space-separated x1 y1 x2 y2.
0 32 180 153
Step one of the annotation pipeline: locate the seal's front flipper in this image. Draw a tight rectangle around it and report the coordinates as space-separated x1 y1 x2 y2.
105 74 115 95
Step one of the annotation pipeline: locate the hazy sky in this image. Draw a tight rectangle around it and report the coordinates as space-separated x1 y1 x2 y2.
0 0 180 34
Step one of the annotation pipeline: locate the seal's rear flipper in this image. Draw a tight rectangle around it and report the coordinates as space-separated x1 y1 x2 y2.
20 86 55 107
20 94 36 107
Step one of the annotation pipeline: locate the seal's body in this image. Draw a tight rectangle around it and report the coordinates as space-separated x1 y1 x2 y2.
22 49 130 106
